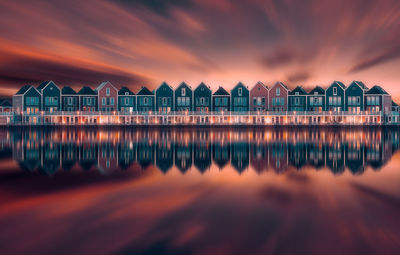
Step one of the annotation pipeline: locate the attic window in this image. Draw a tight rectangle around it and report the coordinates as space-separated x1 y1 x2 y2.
182 88 186 96
239 88 242 96
333 87 337 95
125 92 128 95
295 92 299 95
106 88 110 96
314 92 317 95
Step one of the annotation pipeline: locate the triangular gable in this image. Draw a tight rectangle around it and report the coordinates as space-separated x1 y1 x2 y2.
155 82 173 92
96 81 118 92
251 82 268 92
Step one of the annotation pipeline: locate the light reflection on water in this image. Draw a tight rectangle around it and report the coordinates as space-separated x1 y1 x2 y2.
0 127 400 255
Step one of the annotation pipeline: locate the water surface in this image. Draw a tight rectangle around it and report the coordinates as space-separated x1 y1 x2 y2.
0 127 400 255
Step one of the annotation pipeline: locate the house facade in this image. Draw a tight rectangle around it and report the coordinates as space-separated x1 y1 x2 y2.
13 85 41 114
118 87 135 113
212 87 230 112
364 86 392 113
155 82 174 113
175 82 192 112
288 86 307 111
307 86 325 112
345 81 368 113
136 87 155 113
250 82 268 112
193 82 211 113
0 99 12 112
231 82 249 112
96 81 118 112
78 87 98 112
61 86 79 112
269 82 288 112
37 81 61 112
325 81 345 112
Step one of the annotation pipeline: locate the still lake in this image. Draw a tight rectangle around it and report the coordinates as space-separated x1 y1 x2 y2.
0 127 400 255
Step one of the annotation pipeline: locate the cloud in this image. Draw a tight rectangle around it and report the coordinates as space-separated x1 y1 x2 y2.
286 70 312 84
260 49 296 68
349 46 400 73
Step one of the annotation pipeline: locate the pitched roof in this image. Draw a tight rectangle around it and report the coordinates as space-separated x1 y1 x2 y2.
213 86 229 95
137 86 154 95
234 82 247 89
289 86 307 95
252 81 268 91
62 86 77 95
195 82 211 92
15 85 32 95
156 82 173 92
118 87 135 95
365 85 388 95
349 81 368 90
273 81 289 90
77 86 97 95
392 101 398 107
331 81 346 89
177 82 192 91
0 100 11 107
37 81 51 91
308 86 325 95
96 81 117 91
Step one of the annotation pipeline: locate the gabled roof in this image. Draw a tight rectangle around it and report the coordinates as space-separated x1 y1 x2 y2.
365 85 388 95
348 81 368 90
78 86 97 95
118 87 135 95
392 101 398 107
0 99 11 107
289 86 307 95
213 86 230 96
96 81 117 91
176 82 192 91
37 81 51 91
330 81 346 89
308 86 325 95
272 81 289 90
62 86 77 95
195 82 211 92
137 86 154 95
156 82 173 92
15 85 32 95
233 82 248 89
251 81 268 91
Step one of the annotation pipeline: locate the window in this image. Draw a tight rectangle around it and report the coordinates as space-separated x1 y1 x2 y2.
110 98 114 106
106 88 110 96
182 88 186 96
125 92 128 95
238 88 242 96
144 97 149 105
162 97 167 105
68 97 72 105
177 97 182 106
276 87 280 96
333 87 337 95
102 98 106 105
185 97 190 106
357 96 360 104
125 98 129 105
295 97 299 105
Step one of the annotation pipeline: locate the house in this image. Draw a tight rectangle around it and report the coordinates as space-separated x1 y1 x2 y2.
13 85 41 114
118 87 135 113
193 82 211 113
364 85 392 113
175 82 192 112
307 86 325 112
155 82 174 113
326 81 346 112
269 82 288 112
250 82 269 112
96 81 118 112
77 86 98 112
136 86 155 113
212 86 230 112
61 86 79 112
0 99 12 112
37 81 61 112
345 81 368 113
288 86 307 111
231 82 249 112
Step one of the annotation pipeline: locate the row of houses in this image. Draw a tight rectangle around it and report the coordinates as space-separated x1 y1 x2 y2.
12 80 397 115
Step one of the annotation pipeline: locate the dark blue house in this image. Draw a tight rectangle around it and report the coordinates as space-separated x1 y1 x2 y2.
175 82 192 112
118 87 135 113
307 86 325 112
136 87 155 113
193 82 211 113
37 81 61 112
345 81 368 113
230 82 249 112
326 81 346 112
13 85 41 115
212 87 230 112
288 86 307 111
61 86 79 112
155 82 174 113
78 86 98 112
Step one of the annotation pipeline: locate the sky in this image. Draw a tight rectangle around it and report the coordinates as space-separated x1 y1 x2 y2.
0 0 400 100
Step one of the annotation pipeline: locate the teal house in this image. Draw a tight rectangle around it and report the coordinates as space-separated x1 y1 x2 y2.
307 86 325 112
345 81 368 113
118 87 135 113
13 85 41 114
288 86 307 111
37 81 61 112
193 82 211 113
212 87 230 112
155 82 174 113
78 86 98 112
230 82 249 112
325 81 346 112
136 87 155 113
175 82 192 112
61 86 79 112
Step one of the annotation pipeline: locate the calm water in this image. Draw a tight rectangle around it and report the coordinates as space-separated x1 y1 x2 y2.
0 127 400 255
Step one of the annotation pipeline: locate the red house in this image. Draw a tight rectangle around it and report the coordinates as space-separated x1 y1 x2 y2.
269 82 289 112
96 81 118 112
250 82 269 112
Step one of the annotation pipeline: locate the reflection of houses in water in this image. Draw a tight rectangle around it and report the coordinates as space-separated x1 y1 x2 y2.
6 127 400 176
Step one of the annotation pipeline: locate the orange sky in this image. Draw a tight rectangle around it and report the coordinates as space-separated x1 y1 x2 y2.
0 0 400 101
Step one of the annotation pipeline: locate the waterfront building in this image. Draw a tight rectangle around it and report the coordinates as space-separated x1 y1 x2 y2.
288 86 307 112
174 82 192 112
37 81 61 112
269 82 288 112
61 86 79 112
325 81 346 112
155 82 174 113
231 82 249 112
78 87 98 112
0 99 12 112
96 81 118 112
13 85 41 114
345 81 368 113
212 86 230 112
250 82 269 112
193 82 211 113
307 86 325 112
364 85 392 113
136 86 155 113
118 87 135 113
